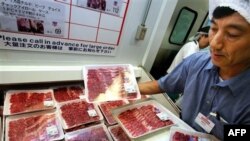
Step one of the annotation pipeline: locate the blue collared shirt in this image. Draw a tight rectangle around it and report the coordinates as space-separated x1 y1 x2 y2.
158 52 250 140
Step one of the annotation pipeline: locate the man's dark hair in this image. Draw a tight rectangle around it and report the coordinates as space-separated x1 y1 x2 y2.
213 7 236 19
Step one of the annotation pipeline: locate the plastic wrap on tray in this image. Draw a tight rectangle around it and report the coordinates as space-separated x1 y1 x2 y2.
99 100 129 125
169 127 219 141
65 123 112 141
112 99 178 139
5 110 64 141
83 64 141 103
52 85 85 103
57 99 103 129
4 89 55 115
108 124 131 141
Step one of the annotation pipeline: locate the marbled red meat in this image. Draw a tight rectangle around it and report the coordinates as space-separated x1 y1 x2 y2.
66 125 110 141
60 100 101 129
8 113 61 141
53 86 84 102
118 105 174 137
9 92 53 114
172 131 199 141
110 125 131 141
87 67 126 102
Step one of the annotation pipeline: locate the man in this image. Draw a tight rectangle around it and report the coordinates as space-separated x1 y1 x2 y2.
167 26 210 73
139 0 250 140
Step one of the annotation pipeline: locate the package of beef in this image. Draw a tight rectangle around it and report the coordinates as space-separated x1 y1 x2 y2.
108 124 131 141
99 100 129 125
169 127 219 141
64 123 112 141
113 99 178 139
5 110 64 141
83 64 141 103
57 99 103 129
52 85 85 103
4 89 55 115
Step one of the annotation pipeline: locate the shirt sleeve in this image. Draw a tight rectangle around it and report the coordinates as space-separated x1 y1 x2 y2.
158 55 193 94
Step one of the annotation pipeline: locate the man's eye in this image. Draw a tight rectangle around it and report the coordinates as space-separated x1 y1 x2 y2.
227 33 240 38
210 27 217 33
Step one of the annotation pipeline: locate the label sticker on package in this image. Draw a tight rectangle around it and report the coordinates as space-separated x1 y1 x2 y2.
44 100 54 107
79 95 85 99
156 112 170 121
46 125 59 136
87 109 97 117
124 83 136 93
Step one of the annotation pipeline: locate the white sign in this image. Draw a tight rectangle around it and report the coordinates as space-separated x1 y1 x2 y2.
0 0 130 55
0 33 117 55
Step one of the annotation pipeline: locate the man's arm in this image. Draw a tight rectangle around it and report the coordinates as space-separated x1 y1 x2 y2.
138 80 164 95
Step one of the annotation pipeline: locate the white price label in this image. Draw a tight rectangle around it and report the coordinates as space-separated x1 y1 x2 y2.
46 125 58 136
87 109 97 117
44 100 54 107
79 95 85 99
156 112 169 121
124 83 137 93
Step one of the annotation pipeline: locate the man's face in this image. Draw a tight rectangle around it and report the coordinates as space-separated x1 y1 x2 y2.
199 34 209 49
209 12 250 69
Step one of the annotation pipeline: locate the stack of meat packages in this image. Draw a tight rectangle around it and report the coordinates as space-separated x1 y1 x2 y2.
83 64 143 140
55 84 131 141
3 63 169 141
53 85 116 141
3 89 64 141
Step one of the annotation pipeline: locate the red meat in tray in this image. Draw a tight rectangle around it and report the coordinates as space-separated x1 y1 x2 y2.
118 105 174 137
58 99 103 129
6 110 64 141
108 124 131 141
53 85 84 103
84 64 141 103
169 127 216 141
99 100 128 125
65 123 112 141
4 89 55 115
112 100 178 139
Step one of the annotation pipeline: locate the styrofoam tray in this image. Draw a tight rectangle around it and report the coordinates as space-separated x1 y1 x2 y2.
108 124 131 141
169 126 219 141
64 123 112 141
112 99 185 139
98 100 129 125
4 89 55 115
57 99 103 129
5 110 64 141
83 64 141 103
51 84 85 103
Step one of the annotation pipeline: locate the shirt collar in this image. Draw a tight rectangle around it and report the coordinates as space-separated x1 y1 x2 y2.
225 68 250 96
204 59 250 96
215 68 250 97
